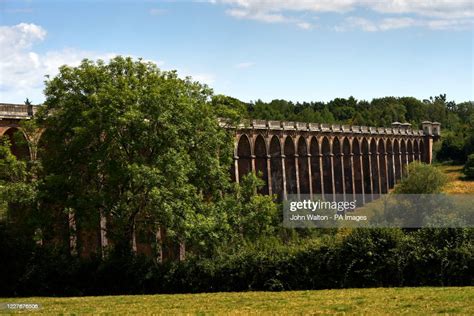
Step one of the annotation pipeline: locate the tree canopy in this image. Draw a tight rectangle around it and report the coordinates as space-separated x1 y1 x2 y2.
38 57 236 252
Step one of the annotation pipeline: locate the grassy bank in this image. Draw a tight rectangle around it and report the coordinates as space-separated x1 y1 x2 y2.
440 165 474 194
1 287 473 314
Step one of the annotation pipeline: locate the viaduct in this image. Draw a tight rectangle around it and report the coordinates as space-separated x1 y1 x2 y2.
0 102 441 259
1 103 440 204
222 118 439 203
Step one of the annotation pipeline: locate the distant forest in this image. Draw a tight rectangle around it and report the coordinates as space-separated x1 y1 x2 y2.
212 94 474 163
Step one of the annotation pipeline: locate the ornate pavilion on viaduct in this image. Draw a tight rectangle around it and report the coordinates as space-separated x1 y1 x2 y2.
1 103 440 204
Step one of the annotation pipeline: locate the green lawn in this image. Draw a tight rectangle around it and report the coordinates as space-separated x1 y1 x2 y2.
1 287 473 315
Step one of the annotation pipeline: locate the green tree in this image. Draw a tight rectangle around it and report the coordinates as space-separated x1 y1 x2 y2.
39 56 234 254
0 138 38 239
394 162 447 194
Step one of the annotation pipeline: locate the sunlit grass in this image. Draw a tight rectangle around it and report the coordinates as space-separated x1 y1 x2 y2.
1 287 473 315
439 165 474 194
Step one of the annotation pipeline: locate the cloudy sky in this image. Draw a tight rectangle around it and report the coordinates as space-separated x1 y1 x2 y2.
1 0 473 104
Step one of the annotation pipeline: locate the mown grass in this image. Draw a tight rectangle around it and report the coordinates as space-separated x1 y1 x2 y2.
1 287 473 315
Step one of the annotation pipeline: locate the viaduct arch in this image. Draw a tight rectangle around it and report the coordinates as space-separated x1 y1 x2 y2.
225 119 440 202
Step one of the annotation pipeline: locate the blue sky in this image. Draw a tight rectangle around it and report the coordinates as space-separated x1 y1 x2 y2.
1 0 473 104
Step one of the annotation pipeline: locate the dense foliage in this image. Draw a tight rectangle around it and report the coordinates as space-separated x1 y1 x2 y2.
1 228 472 296
394 162 448 194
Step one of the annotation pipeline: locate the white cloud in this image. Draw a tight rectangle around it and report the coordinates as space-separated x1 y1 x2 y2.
149 8 167 16
209 0 474 30
234 61 255 69
0 22 213 103
340 17 378 32
379 17 417 31
336 15 473 32
0 23 119 103
226 8 289 23
0 23 166 103
187 72 215 85
296 21 313 30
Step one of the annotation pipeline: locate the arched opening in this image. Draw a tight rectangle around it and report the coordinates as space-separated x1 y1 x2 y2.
420 139 426 163
333 138 343 195
386 140 395 189
343 138 353 197
254 135 268 194
322 137 333 200
378 140 388 194
270 136 284 198
407 140 414 163
284 136 297 195
401 140 407 176
353 138 363 195
2 128 30 160
362 138 371 201
297 137 310 195
310 137 322 195
414 140 420 161
237 135 252 183
370 138 380 197
394 139 401 182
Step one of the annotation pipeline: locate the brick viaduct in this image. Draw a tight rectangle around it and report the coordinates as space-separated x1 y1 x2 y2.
1 103 440 204
222 118 440 203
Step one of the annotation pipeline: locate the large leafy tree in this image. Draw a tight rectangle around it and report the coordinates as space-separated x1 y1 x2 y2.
38 56 234 254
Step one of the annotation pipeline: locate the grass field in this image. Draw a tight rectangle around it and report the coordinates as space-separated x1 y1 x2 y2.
1 287 473 315
440 165 474 194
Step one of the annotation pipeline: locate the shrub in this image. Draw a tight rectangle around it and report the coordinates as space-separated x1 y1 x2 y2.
339 228 405 287
394 162 447 194
463 154 474 179
403 228 474 286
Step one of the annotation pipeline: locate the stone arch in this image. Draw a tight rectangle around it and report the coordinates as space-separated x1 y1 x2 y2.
254 134 268 194
237 134 252 183
362 138 372 201
322 136 333 199
393 139 401 182
378 140 388 194
353 138 363 195
413 139 420 161
284 136 297 195
420 139 426 162
386 139 395 188
333 137 343 195
342 137 353 197
401 139 407 176
370 138 380 197
270 135 284 198
1 127 30 160
407 139 414 163
297 136 310 195
310 137 322 195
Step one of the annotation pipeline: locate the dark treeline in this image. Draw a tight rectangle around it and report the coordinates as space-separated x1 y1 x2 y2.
213 94 474 163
